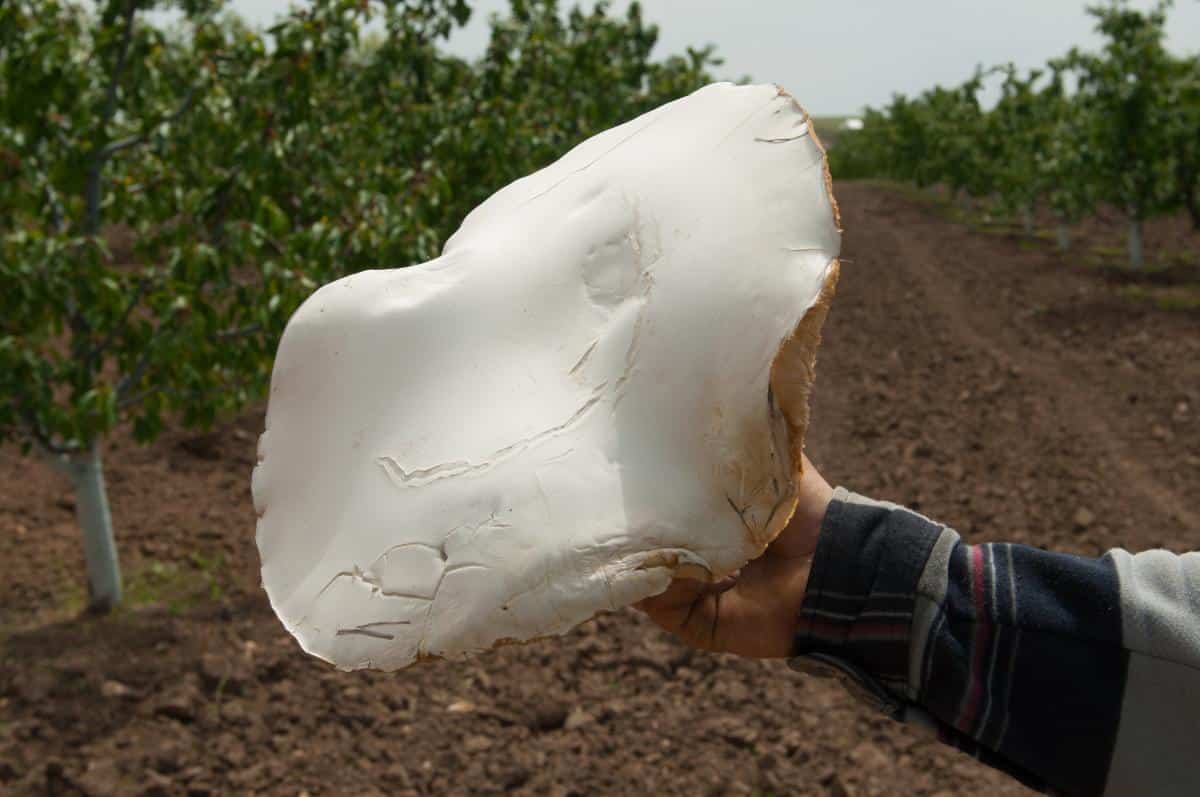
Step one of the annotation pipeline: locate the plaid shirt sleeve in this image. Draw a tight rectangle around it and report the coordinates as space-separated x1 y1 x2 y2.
789 488 1131 797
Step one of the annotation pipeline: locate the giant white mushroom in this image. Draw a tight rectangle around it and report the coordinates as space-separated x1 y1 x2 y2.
252 82 842 671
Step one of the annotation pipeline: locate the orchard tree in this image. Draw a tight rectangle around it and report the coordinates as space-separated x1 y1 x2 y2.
823 105 893 180
1167 54 1200 229
1067 0 1178 268
987 66 1057 236
1 0 259 611
958 72 996 201
1036 62 1099 251
0 0 470 611
868 94 930 185
918 74 992 201
986 64 1100 244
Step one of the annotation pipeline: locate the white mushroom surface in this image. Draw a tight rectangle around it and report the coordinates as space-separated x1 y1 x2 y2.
253 82 842 671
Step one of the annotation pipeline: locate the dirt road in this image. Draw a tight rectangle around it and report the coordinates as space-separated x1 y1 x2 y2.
3 183 1198 796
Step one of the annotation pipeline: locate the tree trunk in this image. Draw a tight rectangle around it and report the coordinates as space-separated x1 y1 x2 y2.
1056 222 1070 253
1185 181 1200 231
1175 153 1199 231
53 447 122 611
1128 218 1144 270
1022 205 1035 237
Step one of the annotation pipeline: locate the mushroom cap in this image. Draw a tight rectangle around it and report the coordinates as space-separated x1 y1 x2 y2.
253 82 841 671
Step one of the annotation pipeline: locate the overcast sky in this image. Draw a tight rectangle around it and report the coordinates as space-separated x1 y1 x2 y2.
229 0 1200 115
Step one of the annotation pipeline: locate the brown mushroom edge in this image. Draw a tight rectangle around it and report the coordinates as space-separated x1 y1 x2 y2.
752 91 842 557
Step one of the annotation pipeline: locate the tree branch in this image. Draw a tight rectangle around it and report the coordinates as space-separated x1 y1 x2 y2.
113 299 189 406
16 407 79 459
96 133 146 161
86 0 139 235
114 347 155 406
86 276 150 372
215 323 261 340
116 385 158 411
114 314 260 410
43 182 68 235
95 83 202 163
205 167 242 247
261 235 285 256
120 372 257 413
86 78 202 232
100 0 138 130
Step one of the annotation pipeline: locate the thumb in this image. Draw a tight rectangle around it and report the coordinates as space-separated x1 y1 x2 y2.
634 573 738 630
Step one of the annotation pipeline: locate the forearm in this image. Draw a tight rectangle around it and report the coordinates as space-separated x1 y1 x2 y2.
791 488 1200 797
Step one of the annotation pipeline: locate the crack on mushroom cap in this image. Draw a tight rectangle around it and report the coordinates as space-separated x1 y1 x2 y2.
754 128 810 144
375 383 609 489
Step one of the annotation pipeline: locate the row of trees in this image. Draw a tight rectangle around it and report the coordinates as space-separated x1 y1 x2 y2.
830 0 1199 267
1 0 719 610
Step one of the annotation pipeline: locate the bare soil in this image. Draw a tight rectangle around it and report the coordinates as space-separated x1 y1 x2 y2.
3 182 1198 796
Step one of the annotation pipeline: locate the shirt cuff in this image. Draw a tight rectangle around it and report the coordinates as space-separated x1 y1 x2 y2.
790 487 946 701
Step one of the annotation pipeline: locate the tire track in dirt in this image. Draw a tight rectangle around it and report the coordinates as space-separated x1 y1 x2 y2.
896 198 1196 536
816 184 1200 559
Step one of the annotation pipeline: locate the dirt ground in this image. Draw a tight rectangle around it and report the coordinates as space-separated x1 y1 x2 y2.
3 182 1198 796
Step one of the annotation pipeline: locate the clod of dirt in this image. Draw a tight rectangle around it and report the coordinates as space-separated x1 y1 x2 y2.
1151 423 1174 442
829 773 859 797
151 681 200 723
704 716 760 749
383 763 411 786
10 670 56 703
100 680 134 699
178 433 223 461
528 700 571 733
198 652 247 694
254 82 841 671
463 735 493 752
563 706 593 730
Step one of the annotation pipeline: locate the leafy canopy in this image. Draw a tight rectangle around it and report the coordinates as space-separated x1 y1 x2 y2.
1 0 719 456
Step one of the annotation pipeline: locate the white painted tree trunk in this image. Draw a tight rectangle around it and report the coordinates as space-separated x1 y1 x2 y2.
1056 223 1070 252
52 446 122 611
1022 205 1035 237
1128 219 1144 270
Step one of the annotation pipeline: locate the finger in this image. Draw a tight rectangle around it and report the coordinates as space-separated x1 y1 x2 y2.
633 568 741 612
633 577 708 613
706 571 740 594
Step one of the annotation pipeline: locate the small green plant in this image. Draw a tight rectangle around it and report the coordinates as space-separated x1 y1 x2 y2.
1119 284 1200 311
58 551 227 615
124 551 226 612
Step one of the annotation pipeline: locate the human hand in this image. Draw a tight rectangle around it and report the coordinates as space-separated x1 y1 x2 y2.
635 453 833 658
